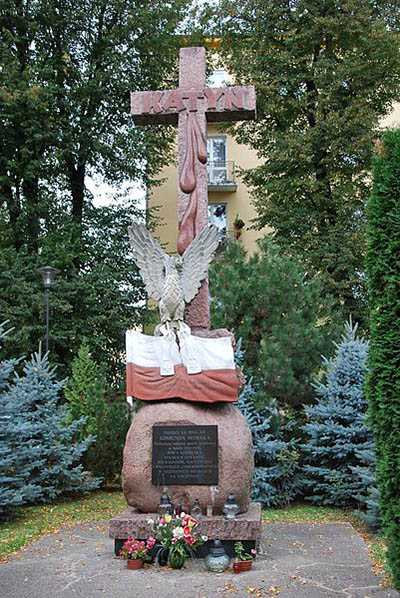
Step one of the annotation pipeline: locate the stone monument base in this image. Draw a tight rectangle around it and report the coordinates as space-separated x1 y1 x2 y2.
123 401 254 514
109 502 262 558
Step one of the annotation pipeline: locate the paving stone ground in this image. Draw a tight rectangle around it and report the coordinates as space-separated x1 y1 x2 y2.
0 521 398 598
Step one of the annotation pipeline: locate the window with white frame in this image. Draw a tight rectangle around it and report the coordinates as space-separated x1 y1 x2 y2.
207 136 228 185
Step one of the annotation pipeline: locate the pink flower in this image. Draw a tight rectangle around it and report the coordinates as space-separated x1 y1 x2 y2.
182 515 190 524
172 537 178 544
147 537 156 549
159 517 165 525
251 549 257 555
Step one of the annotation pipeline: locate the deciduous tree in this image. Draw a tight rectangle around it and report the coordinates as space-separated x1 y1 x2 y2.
205 0 400 324
0 0 190 376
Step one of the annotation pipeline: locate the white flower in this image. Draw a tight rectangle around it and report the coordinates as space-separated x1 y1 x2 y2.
201 535 208 542
180 512 186 518
173 527 184 539
147 518 154 525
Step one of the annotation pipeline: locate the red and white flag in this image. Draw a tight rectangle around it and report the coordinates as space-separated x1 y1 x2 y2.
126 324 238 404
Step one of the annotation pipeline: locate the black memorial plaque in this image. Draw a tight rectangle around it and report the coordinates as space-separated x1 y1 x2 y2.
152 425 218 486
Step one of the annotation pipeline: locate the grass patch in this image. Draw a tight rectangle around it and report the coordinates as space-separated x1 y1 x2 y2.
262 503 349 523
0 489 127 561
369 541 393 587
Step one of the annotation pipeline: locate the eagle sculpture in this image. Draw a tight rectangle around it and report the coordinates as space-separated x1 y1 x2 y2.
128 223 220 327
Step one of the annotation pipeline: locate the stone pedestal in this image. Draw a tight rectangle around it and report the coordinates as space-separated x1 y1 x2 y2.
109 503 262 558
122 400 254 514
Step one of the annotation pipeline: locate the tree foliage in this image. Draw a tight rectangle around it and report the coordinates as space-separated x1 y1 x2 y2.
239 381 303 508
0 200 151 380
65 341 130 485
366 128 400 588
234 341 303 507
210 238 339 408
0 0 190 378
204 0 400 323
302 320 376 510
0 330 98 517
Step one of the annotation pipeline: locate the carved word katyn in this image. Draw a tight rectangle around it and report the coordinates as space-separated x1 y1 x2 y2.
131 86 255 125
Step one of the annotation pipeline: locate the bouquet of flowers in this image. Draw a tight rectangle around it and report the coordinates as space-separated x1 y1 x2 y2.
120 537 156 561
148 512 206 568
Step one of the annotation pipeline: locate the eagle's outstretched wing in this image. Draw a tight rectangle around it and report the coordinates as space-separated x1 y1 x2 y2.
181 226 221 304
128 223 165 301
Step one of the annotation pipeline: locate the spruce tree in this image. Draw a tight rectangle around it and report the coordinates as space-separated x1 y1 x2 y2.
0 323 26 514
366 128 400 587
351 446 381 530
302 320 375 508
239 382 303 508
0 346 98 516
236 342 303 507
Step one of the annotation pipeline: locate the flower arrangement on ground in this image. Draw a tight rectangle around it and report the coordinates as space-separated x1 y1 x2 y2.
149 512 206 569
120 537 156 563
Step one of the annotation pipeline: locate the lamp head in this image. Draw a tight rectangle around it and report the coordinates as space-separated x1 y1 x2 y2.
38 266 60 290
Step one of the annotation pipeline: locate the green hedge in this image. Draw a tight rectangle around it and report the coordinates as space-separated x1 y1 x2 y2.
366 128 400 589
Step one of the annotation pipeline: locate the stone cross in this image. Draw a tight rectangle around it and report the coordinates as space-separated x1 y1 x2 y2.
131 47 256 330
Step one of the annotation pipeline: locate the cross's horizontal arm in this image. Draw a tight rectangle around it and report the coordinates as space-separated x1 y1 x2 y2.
131 86 256 126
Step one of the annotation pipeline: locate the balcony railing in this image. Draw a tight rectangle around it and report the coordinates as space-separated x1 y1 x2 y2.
207 161 237 192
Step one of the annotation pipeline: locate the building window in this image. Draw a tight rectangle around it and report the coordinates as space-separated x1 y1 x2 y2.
207 136 227 185
208 203 227 238
208 69 227 87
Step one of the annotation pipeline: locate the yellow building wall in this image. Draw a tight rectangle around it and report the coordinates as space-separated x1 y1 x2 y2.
147 123 271 255
380 102 400 128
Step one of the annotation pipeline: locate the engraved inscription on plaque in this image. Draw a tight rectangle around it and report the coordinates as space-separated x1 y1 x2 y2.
152 425 218 486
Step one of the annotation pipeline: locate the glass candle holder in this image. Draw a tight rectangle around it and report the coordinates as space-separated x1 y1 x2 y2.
204 539 231 572
222 492 240 520
158 492 173 516
191 498 202 518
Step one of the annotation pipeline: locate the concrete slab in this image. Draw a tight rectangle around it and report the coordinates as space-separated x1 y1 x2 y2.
0 521 398 598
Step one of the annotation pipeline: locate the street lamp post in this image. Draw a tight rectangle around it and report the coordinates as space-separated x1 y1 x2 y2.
37 266 60 353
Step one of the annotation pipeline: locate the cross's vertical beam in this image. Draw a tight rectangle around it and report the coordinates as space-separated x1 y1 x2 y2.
130 46 256 332
178 47 210 330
